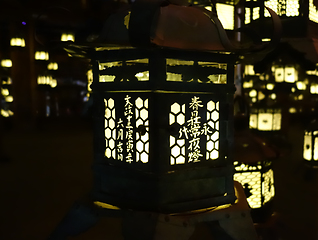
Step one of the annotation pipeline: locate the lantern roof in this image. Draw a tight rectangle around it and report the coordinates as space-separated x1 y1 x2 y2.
63 0 281 59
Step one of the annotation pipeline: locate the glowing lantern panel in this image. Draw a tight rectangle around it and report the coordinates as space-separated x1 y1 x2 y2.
216 3 234 30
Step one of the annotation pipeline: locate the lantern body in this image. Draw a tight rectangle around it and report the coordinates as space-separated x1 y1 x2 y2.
250 107 282 131
303 121 318 167
90 48 236 213
233 160 275 209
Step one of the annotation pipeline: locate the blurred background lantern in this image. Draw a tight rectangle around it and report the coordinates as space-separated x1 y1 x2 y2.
233 156 276 222
233 95 278 223
303 119 318 168
250 100 282 132
10 37 25 47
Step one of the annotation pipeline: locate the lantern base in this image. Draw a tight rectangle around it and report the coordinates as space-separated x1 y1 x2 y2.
92 163 236 214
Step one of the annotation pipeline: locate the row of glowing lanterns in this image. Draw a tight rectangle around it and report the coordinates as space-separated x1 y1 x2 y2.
1 58 58 70
10 33 74 48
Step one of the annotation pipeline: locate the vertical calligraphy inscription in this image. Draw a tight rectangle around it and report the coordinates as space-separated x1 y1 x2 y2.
170 96 216 165
187 96 204 162
124 95 134 163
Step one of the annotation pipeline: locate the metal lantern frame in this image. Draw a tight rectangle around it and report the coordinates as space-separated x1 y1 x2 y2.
88 47 237 213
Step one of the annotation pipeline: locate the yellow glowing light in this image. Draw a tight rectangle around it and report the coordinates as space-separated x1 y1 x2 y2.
286 0 300 17
298 94 304 100
245 65 255 75
10 37 25 47
234 162 275 209
270 93 276 100
285 66 298 83
167 72 182 82
94 201 120 210
296 81 306 90
1 88 9 96
35 51 49 60
61 33 75 42
216 3 234 30
252 7 260 20
310 0 318 23
289 108 296 113
258 91 265 101
266 83 275 90
249 89 257 97
1 109 13 117
306 70 317 75
50 79 57 88
100 75 116 82
291 87 296 92
1 59 12 68
265 0 299 17
264 0 278 17
250 109 281 131
275 67 284 82
135 71 149 81
245 8 251 24
2 78 12 85
311 83 318 94
243 80 253 88
47 62 58 70
37 75 56 88
5 96 13 102
87 69 93 91
304 131 318 161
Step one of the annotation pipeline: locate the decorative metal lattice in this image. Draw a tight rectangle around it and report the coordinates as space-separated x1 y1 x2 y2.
233 161 275 209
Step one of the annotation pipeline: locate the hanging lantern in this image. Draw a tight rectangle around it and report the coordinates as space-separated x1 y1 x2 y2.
310 83 318 94
35 51 49 60
10 37 25 47
272 64 298 83
303 120 318 168
37 75 57 88
60 0 282 214
233 129 277 222
47 62 58 70
61 33 75 42
250 102 282 131
89 48 237 213
233 159 275 221
1 59 12 68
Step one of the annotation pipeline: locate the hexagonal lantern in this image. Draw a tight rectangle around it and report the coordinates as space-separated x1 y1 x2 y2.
250 101 282 132
89 48 237 213
233 159 275 222
64 0 283 213
303 119 318 168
